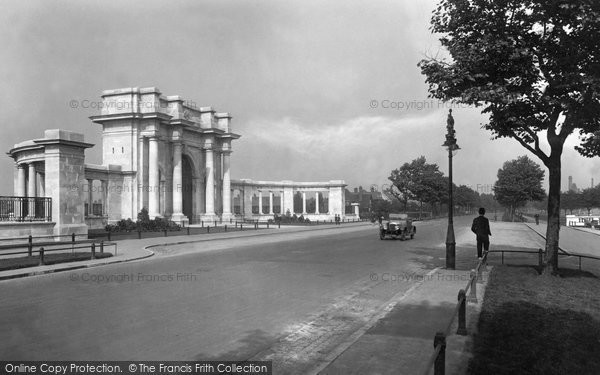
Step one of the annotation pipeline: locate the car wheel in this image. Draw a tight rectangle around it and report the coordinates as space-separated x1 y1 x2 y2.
380 231 385 240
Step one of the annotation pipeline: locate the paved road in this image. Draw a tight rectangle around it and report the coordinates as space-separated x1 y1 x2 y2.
0 217 463 372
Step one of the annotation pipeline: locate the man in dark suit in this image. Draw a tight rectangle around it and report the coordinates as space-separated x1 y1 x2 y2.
471 207 492 258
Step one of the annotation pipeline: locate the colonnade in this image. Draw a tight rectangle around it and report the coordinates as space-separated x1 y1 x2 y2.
15 162 48 219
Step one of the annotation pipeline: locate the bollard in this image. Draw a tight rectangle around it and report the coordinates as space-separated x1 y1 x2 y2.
138 230 142 239
72 232 76 253
164 228 168 237
207 225 210 234
91 243 96 259
457 289 467 335
28 235 33 257
468 270 478 303
278 222 281 229
240 223 243 231
267 222 269 229
100 240 104 254
39 248 45 266
72 232 76 243
434 332 446 375
187 226 190 235
201 220 204 227
214 220 217 227
225 225 228 232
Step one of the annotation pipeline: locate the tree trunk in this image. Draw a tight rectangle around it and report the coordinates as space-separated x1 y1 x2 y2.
543 155 561 275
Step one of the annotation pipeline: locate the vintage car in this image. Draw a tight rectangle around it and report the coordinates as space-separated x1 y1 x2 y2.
379 213 416 240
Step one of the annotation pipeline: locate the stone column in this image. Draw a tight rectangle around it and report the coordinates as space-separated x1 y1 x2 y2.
15 164 26 220
204 146 216 216
315 192 320 214
269 191 274 214
101 180 108 216
87 179 94 216
16 164 26 197
148 136 160 218
28 163 37 218
171 142 184 220
302 192 307 214
258 190 263 214
138 137 147 211
221 151 233 220
36 171 45 197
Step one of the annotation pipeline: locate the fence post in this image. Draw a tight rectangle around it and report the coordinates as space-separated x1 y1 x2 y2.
457 289 467 335
187 226 190 235
72 232 75 253
164 228 168 237
207 225 210 234
138 230 142 240
278 222 280 229
201 220 204 227
108 231 111 241
91 243 96 260
468 270 478 303
434 332 446 375
28 235 33 257
100 240 104 254
538 248 543 270
267 222 269 229
39 247 45 266
225 225 228 232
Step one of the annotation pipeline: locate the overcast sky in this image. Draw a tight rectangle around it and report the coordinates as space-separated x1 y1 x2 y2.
1 0 598 196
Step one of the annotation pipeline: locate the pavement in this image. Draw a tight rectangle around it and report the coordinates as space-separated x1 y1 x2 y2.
1 218 586 374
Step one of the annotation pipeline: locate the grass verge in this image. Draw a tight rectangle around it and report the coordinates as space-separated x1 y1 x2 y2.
469 265 600 375
0 252 113 271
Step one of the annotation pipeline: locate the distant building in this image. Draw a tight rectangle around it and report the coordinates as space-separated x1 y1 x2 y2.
344 186 387 214
568 176 580 193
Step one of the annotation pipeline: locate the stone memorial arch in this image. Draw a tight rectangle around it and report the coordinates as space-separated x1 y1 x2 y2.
89 87 240 225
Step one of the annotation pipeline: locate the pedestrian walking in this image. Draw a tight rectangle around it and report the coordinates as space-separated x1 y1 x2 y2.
471 207 492 259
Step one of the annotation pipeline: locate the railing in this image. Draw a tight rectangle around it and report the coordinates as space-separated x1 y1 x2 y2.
0 196 52 222
421 252 489 375
0 234 117 266
0 232 116 255
421 247 600 374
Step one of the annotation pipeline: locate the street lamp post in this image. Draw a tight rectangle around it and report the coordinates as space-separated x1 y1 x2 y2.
443 109 460 270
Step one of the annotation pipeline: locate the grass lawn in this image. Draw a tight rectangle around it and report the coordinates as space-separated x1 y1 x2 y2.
0 252 113 271
469 265 600 375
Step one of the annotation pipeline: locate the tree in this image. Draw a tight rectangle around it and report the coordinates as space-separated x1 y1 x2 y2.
419 0 600 273
389 156 446 217
494 156 546 220
454 185 480 214
580 185 600 215
561 190 581 215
